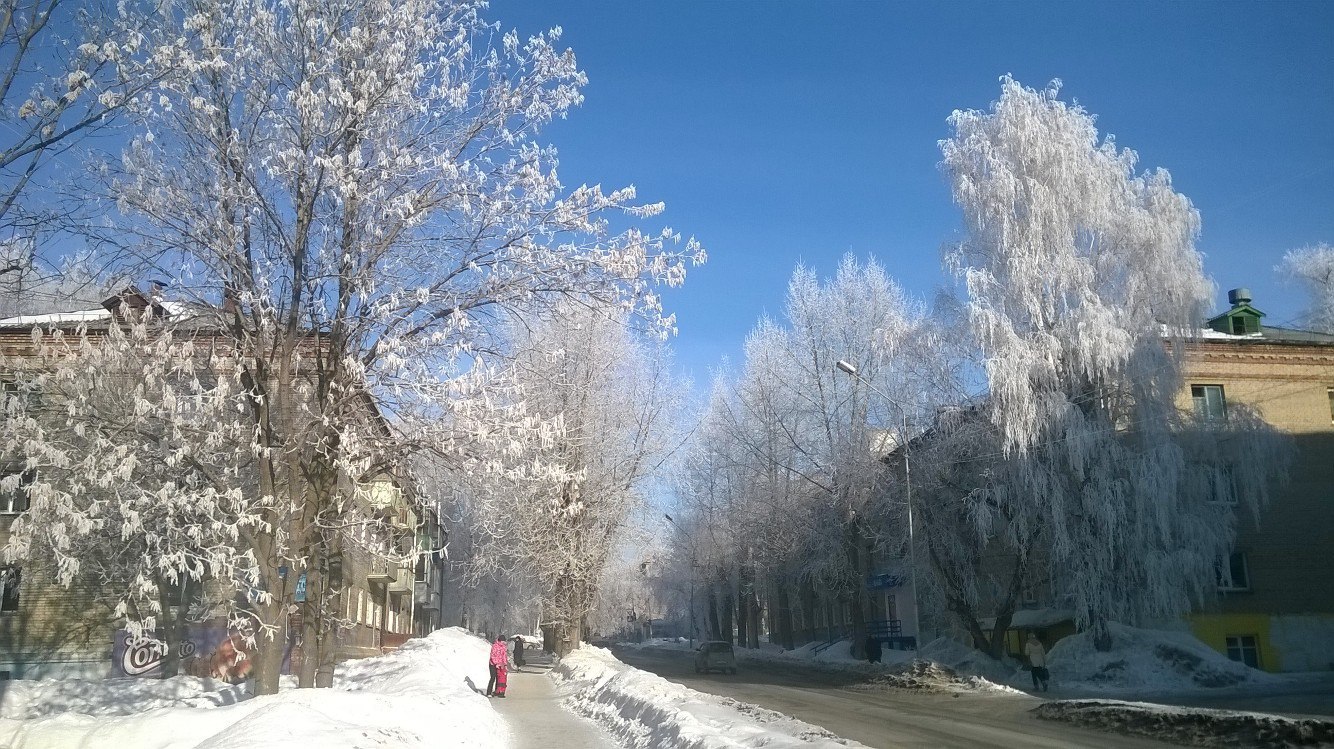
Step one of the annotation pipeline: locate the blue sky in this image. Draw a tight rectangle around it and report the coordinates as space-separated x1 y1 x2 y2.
490 0 1334 382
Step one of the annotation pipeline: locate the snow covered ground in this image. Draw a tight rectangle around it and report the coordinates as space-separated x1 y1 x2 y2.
551 644 870 748
0 628 887 748
627 622 1304 699
1042 621 1286 694
0 628 508 749
1 624 1327 749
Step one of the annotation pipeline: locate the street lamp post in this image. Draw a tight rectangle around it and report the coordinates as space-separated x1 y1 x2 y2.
664 514 697 648
834 359 922 652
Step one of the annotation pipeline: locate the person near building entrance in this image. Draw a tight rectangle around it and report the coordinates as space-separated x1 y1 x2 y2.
864 634 883 664
486 635 509 697
1024 632 1049 692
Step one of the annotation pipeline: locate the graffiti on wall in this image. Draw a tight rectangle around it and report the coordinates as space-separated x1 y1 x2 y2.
112 623 294 682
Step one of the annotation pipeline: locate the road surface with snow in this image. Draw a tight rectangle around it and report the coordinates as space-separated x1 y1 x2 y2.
610 645 1176 748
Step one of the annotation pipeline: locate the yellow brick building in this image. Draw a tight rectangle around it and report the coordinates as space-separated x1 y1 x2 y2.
1183 289 1334 672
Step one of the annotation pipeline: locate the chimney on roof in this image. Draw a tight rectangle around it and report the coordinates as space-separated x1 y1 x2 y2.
1208 288 1264 335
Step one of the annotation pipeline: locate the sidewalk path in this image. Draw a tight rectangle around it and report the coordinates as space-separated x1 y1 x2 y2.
492 653 618 749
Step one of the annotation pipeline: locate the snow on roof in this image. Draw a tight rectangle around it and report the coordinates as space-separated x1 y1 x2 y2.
0 300 194 329
0 309 111 328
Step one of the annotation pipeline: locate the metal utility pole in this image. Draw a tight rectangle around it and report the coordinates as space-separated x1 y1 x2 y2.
834 359 922 651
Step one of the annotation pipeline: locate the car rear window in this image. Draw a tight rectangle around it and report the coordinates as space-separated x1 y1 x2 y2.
707 643 731 653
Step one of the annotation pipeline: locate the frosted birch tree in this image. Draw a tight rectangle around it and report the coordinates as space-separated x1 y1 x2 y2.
455 302 687 655
673 256 929 655
1276 243 1334 334
940 76 1288 649
4 0 700 693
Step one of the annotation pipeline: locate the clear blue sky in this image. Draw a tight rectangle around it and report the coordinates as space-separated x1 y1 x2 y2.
496 1 1333 382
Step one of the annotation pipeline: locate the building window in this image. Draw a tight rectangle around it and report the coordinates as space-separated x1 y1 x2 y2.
1192 385 1227 422
0 469 32 514
1208 465 1238 506
1217 552 1250 591
1225 634 1260 668
884 594 897 622
1 567 19 612
1327 388 1333 424
1 378 41 413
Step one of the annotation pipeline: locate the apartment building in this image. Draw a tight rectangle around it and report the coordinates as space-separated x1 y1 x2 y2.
0 290 445 680
1182 289 1334 672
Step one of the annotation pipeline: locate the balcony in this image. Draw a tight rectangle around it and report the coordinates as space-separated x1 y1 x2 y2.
367 561 396 586
388 566 413 597
414 581 440 610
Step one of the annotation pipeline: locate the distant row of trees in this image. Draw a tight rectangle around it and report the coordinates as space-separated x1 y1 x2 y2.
0 0 701 692
664 77 1294 658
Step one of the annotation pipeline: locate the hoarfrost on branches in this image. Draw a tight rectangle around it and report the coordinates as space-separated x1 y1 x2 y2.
3 0 701 692
1276 243 1334 334
940 76 1289 648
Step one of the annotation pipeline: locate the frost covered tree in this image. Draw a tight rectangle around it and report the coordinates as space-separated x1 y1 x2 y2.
4 0 700 693
1276 243 1334 334
673 256 930 655
940 76 1288 650
453 302 687 655
0 0 165 252
0 303 266 665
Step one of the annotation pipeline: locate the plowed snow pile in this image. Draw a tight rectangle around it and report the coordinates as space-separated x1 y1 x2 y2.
1045 622 1281 692
1034 699 1334 748
0 627 507 749
552 645 871 748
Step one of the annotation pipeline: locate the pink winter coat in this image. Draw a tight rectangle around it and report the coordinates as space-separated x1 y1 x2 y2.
489 640 508 667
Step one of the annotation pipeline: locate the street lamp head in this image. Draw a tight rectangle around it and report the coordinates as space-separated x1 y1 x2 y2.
835 360 857 376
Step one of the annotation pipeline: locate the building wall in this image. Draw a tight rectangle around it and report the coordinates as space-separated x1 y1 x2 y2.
1 327 437 678
0 544 117 679
1181 339 1334 672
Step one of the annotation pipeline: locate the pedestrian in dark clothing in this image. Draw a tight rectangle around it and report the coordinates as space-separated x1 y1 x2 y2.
512 635 526 669
865 635 883 664
486 635 509 697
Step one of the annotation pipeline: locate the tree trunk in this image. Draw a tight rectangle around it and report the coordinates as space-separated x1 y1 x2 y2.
736 581 749 649
298 563 320 688
719 585 734 645
1090 611 1112 651
706 585 721 640
250 598 288 695
844 519 868 659
158 579 182 678
775 582 795 650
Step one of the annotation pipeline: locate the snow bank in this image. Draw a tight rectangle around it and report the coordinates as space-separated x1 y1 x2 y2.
1045 622 1282 693
552 645 869 748
1034 699 1334 747
0 627 507 749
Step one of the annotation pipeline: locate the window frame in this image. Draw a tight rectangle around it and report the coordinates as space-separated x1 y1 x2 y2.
1191 384 1228 422
1207 465 1239 506
0 469 33 515
1 566 20 613
1224 634 1260 669
1217 551 1251 592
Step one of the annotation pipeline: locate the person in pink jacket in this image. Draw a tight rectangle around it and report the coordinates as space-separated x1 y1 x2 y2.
486 635 509 697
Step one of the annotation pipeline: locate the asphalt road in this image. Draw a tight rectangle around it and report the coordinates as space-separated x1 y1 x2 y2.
609 645 1176 749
